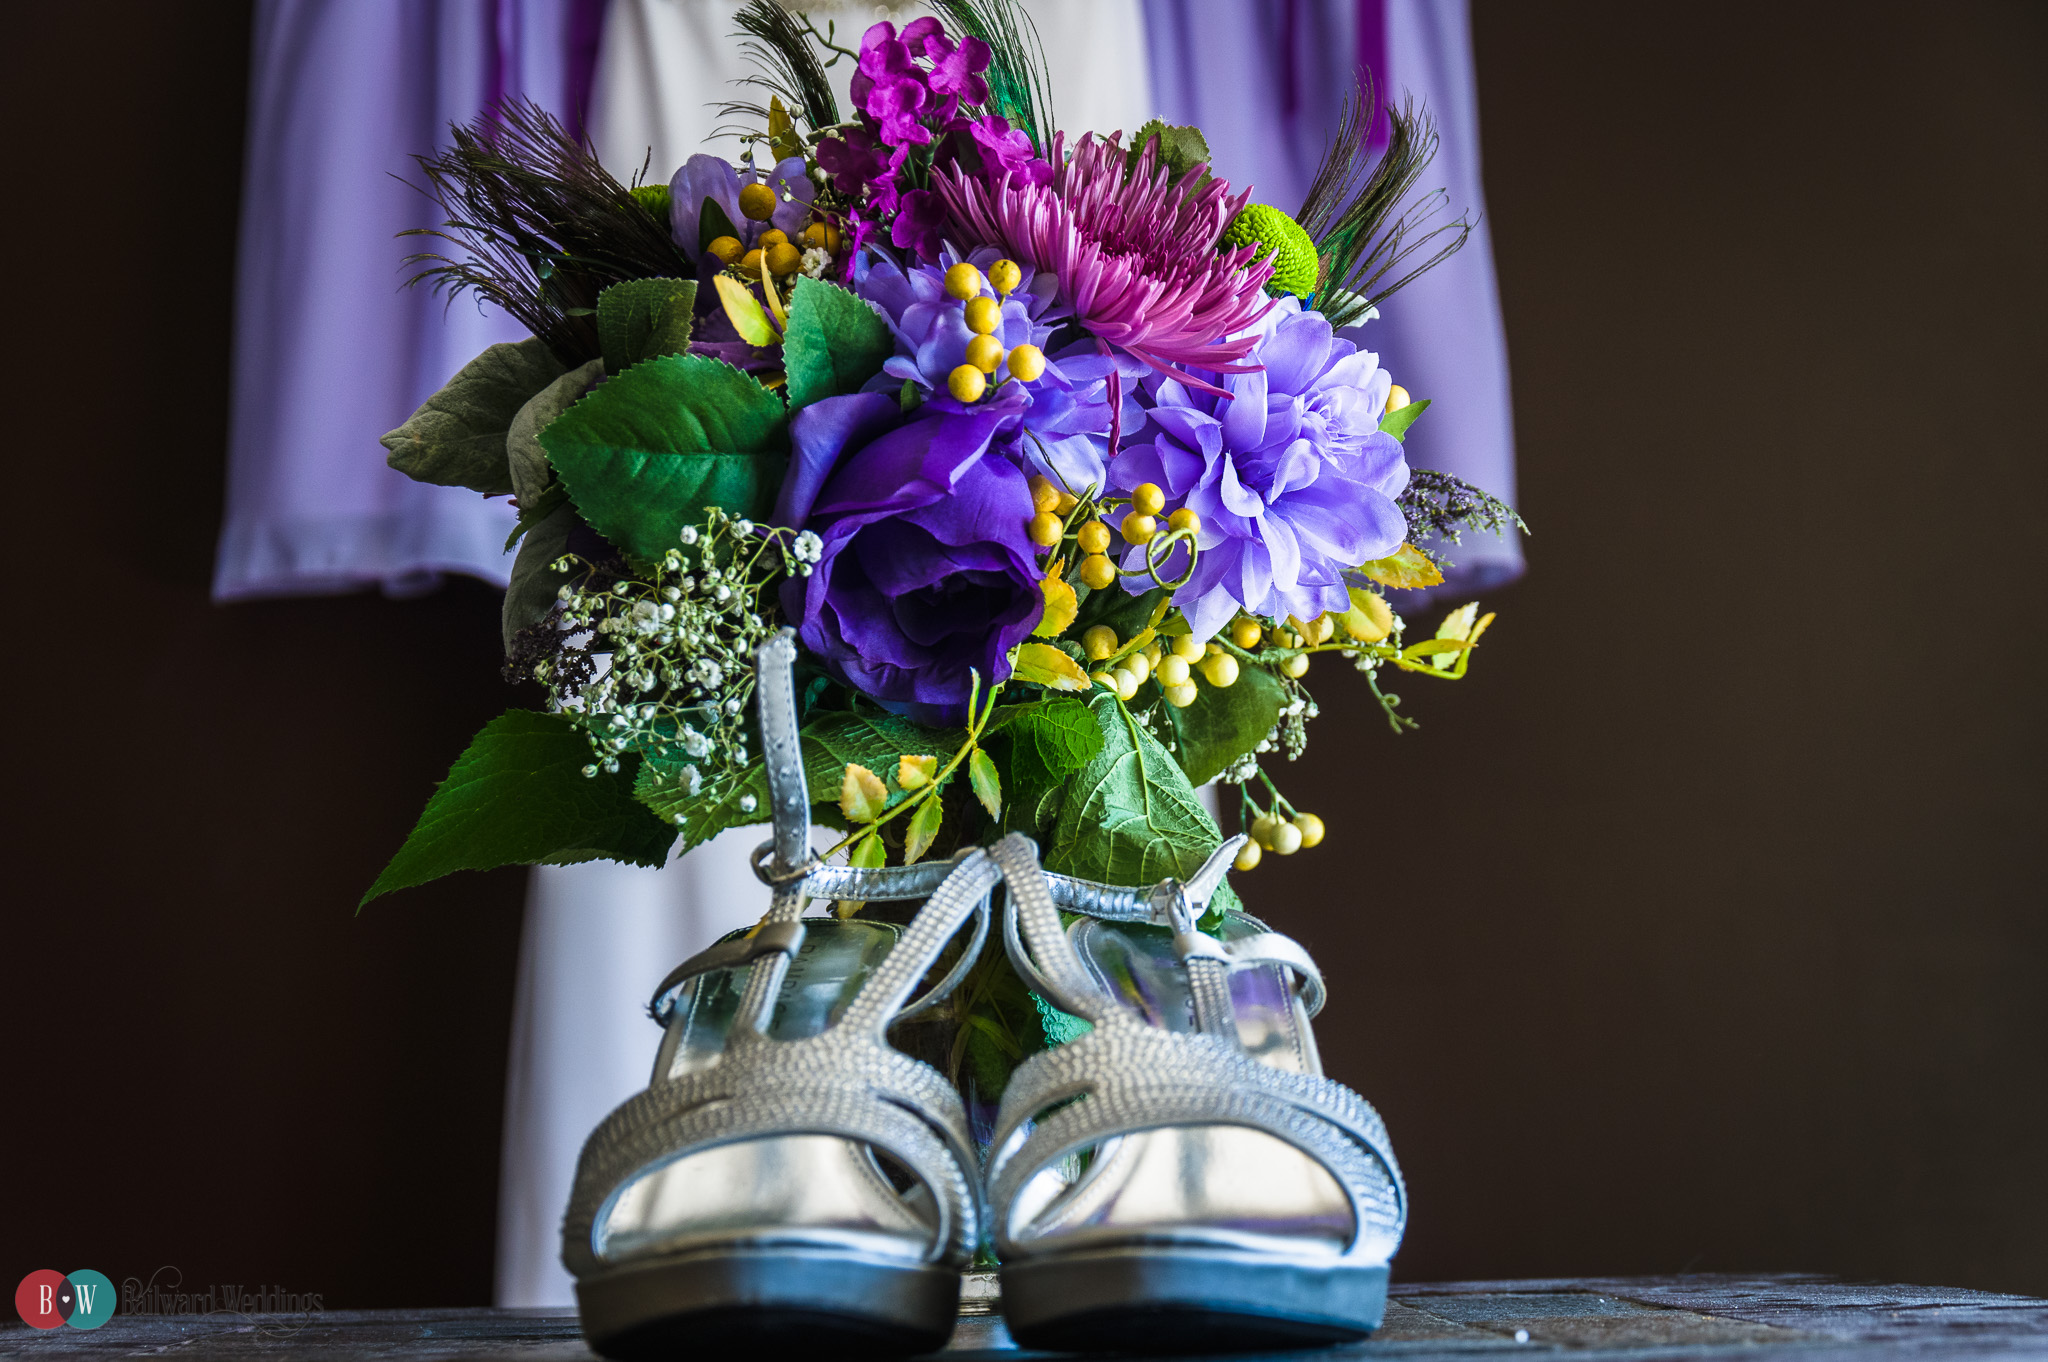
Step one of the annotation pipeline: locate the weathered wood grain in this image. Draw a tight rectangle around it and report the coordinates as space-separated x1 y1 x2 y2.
3 1276 2044 1359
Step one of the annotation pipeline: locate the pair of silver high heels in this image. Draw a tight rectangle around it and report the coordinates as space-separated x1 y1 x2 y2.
562 640 1405 1357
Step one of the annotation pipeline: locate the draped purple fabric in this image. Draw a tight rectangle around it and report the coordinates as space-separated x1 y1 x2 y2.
1143 0 1523 598
215 0 605 601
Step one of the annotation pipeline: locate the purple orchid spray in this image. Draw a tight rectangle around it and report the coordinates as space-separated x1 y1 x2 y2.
815 18 1052 261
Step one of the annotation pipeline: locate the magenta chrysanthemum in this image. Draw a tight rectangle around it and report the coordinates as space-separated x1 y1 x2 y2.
935 132 1276 379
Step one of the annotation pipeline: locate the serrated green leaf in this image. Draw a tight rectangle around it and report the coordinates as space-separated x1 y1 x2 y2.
1378 397 1431 442
840 763 888 822
1125 119 1212 183
1401 637 1473 659
904 795 943 864
382 338 564 495
363 710 674 905
987 698 1105 778
850 831 887 869
987 698 1102 839
783 278 896 410
969 747 1002 818
596 277 697 374
1045 693 1234 891
541 354 788 564
1160 663 1286 786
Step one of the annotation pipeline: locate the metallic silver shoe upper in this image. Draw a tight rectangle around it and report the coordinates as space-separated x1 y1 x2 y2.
981 836 1408 1269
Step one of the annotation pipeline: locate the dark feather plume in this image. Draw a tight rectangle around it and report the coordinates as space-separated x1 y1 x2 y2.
401 100 693 366
933 0 1055 153
1298 80 1471 328
722 1 841 138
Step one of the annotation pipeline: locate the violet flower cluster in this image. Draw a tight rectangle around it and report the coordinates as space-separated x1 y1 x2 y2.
675 17 1423 708
816 17 1050 260
1110 298 1409 641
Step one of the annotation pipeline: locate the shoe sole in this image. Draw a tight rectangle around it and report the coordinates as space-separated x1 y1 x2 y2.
1001 1248 1388 1354
577 1248 958 1359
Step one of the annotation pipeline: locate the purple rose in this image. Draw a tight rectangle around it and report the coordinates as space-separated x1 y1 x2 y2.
775 392 1045 721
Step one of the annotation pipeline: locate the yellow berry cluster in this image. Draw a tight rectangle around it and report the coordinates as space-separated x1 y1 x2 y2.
1072 625 1240 709
704 180 843 282
940 261 1045 403
1026 477 1204 596
1232 810 1325 871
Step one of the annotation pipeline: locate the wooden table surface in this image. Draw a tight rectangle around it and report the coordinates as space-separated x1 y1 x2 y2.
6 1275 2046 1359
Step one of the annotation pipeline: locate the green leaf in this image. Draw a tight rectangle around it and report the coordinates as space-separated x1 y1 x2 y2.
767 96 805 164
541 354 788 564
1378 397 1431 442
507 359 606 510
698 196 742 255
987 698 1105 778
501 502 578 651
1073 584 1168 645
381 338 565 495
503 481 569 553
1160 663 1286 787
987 698 1103 839
849 831 887 870
904 795 943 864
1045 693 1234 891
636 708 964 853
363 711 675 905
596 277 697 374
783 277 896 410
714 275 780 347
1125 119 1212 183
839 763 889 822
1010 641 1092 691
1357 541 1445 590
968 747 1002 818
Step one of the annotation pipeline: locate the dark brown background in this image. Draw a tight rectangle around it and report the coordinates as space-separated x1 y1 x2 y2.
3 0 2042 1310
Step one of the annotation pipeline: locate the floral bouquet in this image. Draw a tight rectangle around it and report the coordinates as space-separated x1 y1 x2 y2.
367 1 1522 1075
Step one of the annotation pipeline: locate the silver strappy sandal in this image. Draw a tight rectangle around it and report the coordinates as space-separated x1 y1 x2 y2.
982 835 1408 1354
563 639 998 1358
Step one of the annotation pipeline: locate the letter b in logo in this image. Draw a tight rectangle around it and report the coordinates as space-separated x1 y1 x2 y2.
15 1270 115 1330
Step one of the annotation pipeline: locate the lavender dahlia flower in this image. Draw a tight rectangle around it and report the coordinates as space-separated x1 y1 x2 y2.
773 392 1044 721
935 132 1274 379
1111 298 1409 641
